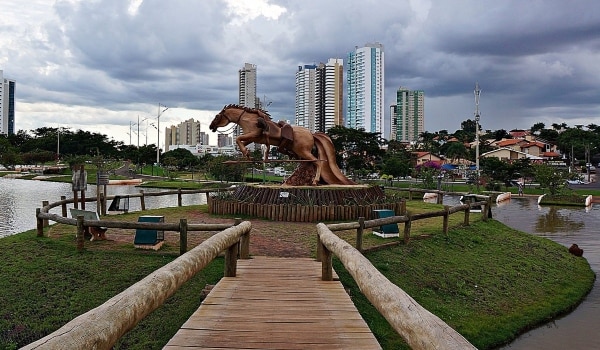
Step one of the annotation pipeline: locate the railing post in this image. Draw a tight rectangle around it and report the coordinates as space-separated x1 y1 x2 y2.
76 215 85 252
321 243 333 281
36 208 44 237
408 188 413 201
464 204 470 225
177 188 182 207
437 191 443 204
356 217 365 252
179 218 188 256
224 241 239 277
139 190 146 211
400 199 407 215
42 201 49 227
443 205 450 234
61 195 67 217
316 234 323 262
403 219 412 244
237 219 250 259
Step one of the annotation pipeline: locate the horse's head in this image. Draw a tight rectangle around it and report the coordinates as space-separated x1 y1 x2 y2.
209 106 231 132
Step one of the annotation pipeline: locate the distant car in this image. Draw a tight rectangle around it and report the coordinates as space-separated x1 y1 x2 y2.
567 179 585 185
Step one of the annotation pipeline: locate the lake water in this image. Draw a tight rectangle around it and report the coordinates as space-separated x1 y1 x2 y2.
1 180 598 348
0 177 207 238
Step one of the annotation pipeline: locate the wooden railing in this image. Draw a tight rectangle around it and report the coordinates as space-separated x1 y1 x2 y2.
326 196 491 251
35 188 236 254
316 223 477 350
22 221 252 350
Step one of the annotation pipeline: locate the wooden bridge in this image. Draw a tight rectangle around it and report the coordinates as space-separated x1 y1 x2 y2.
164 256 381 349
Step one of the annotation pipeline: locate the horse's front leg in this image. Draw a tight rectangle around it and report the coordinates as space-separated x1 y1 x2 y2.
236 133 262 158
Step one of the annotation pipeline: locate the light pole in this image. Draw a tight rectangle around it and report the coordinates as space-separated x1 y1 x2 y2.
474 82 481 177
156 103 169 165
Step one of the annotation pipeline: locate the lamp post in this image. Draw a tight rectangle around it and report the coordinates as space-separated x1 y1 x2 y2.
156 103 169 165
474 82 481 177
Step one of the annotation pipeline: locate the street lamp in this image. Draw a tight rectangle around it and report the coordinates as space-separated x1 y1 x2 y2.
474 82 481 177
156 103 169 165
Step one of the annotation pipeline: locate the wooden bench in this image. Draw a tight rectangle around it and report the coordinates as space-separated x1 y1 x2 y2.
70 208 108 241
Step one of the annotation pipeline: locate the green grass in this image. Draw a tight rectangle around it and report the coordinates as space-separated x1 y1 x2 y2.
335 220 595 349
0 228 223 349
0 201 595 349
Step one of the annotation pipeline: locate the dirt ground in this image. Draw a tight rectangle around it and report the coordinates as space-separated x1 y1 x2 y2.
70 210 319 258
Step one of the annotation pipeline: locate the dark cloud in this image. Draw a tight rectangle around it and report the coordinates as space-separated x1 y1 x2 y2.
3 0 600 144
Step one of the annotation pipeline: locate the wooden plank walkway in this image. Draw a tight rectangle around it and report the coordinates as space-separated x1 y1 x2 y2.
164 256 381 349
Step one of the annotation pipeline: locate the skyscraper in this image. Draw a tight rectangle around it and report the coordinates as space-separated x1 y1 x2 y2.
295 64 317 132
391 87 424 143
0 70 16 135
295 59 344 133
317 58 344 132
346 42 384 137
164 118 205 151
239 63 257 109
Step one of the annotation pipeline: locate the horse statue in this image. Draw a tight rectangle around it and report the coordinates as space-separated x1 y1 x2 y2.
209 104 355 186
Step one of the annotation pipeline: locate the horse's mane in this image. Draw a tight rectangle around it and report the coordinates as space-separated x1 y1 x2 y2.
222 104 271 120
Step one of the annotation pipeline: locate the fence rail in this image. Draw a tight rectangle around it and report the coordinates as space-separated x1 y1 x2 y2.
316 223 477 350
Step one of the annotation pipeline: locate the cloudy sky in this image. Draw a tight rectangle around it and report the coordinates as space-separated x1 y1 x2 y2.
2 0 600 148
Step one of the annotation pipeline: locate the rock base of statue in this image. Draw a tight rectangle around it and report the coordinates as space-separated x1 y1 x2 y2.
207 183 405 222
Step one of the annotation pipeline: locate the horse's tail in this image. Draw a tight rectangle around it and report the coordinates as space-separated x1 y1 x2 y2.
313 133 356 185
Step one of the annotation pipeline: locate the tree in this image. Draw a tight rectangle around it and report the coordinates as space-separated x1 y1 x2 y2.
532 163 570 195
327 126 385 177
162 148 200 171
531 122 545 135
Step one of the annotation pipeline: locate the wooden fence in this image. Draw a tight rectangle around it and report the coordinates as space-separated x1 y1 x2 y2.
22 221 252 350
315 223 477 350
36 188 236 255
326 196 491 251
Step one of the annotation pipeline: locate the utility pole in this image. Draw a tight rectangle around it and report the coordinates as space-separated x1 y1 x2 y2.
474 82 481 177
156 103 169 165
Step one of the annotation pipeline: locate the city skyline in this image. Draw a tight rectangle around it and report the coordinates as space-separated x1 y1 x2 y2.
2 1 600 147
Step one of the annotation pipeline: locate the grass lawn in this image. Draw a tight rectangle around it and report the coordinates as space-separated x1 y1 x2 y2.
0 200 595 349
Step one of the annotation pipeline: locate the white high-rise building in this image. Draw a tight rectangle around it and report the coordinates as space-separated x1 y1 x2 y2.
295 59 344 133
295 64 317 132
0 70 16 135
391 87 424 143
239 63 257 109
346 43 384 137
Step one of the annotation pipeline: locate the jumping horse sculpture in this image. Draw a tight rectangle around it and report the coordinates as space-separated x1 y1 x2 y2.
209 104 355 186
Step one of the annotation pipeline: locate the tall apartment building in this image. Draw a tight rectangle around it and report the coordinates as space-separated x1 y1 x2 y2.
391 87 424 143
239 63 257 108
0 70 16 135
164 118 207 151
237 63 258 148
346 43 385 137
295 58 344 133
295 64 317 132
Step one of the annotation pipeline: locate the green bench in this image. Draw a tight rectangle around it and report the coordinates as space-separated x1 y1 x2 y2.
70 208 108 241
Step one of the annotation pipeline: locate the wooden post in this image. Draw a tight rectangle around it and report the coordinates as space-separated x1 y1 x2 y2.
403 219 412 244
36 208 44 237
464 205 470 226
408 188 413 200
316 234 323 262
102 185 108 216
76 215 85 251
321 244 333 281
80 190 86 210
61 196 67 217
42 201 49 227
437 191 443 204
140 190 146 211
177 188 182 207
400 200 407 216
356 217 365 252
442 205 450 234
224 241 238 277
73 191 79 209
179 218 188 256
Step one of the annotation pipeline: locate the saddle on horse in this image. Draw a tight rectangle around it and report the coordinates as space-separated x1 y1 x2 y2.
256 118 296 157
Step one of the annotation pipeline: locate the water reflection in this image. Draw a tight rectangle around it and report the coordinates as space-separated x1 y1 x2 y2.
0 178 207 238
534 206 586 233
